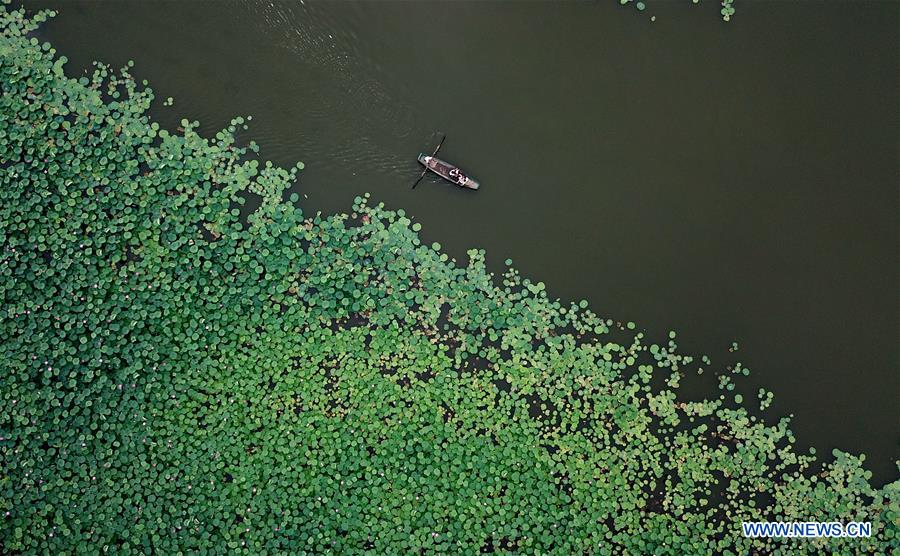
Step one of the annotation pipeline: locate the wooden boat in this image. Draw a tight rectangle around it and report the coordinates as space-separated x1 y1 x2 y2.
417 153 480 190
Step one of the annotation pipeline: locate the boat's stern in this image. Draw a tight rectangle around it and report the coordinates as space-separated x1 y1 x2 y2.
417 153 429 165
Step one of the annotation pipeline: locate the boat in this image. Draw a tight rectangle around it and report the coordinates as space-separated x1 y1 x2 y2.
411 134 480 190
417 153 480 190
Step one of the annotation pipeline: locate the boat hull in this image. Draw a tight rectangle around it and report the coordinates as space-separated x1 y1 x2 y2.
417 153 480 190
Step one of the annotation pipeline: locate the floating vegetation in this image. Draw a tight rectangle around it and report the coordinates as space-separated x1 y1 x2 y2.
721 0 736 22
620 0 737 21
759 388 775 411
1 4 897 554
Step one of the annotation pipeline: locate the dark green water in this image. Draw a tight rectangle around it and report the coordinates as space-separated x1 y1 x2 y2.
29 0 898 482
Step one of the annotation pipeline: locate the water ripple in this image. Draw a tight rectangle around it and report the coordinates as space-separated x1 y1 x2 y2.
234 0 418 179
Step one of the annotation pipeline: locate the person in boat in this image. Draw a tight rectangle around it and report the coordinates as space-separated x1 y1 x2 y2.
447 167 465 182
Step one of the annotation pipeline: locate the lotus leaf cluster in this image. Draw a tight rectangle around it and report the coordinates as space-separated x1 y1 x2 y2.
1 4 897 554
621 0 735 21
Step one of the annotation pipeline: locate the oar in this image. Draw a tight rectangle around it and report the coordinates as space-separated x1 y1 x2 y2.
412 133 447 189
412 167 427 189
432 133 446 156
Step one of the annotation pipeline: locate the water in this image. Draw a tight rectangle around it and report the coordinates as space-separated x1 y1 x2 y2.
29 0 898 483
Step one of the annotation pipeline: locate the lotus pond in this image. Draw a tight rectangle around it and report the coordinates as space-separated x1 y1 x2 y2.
1 2 898 554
